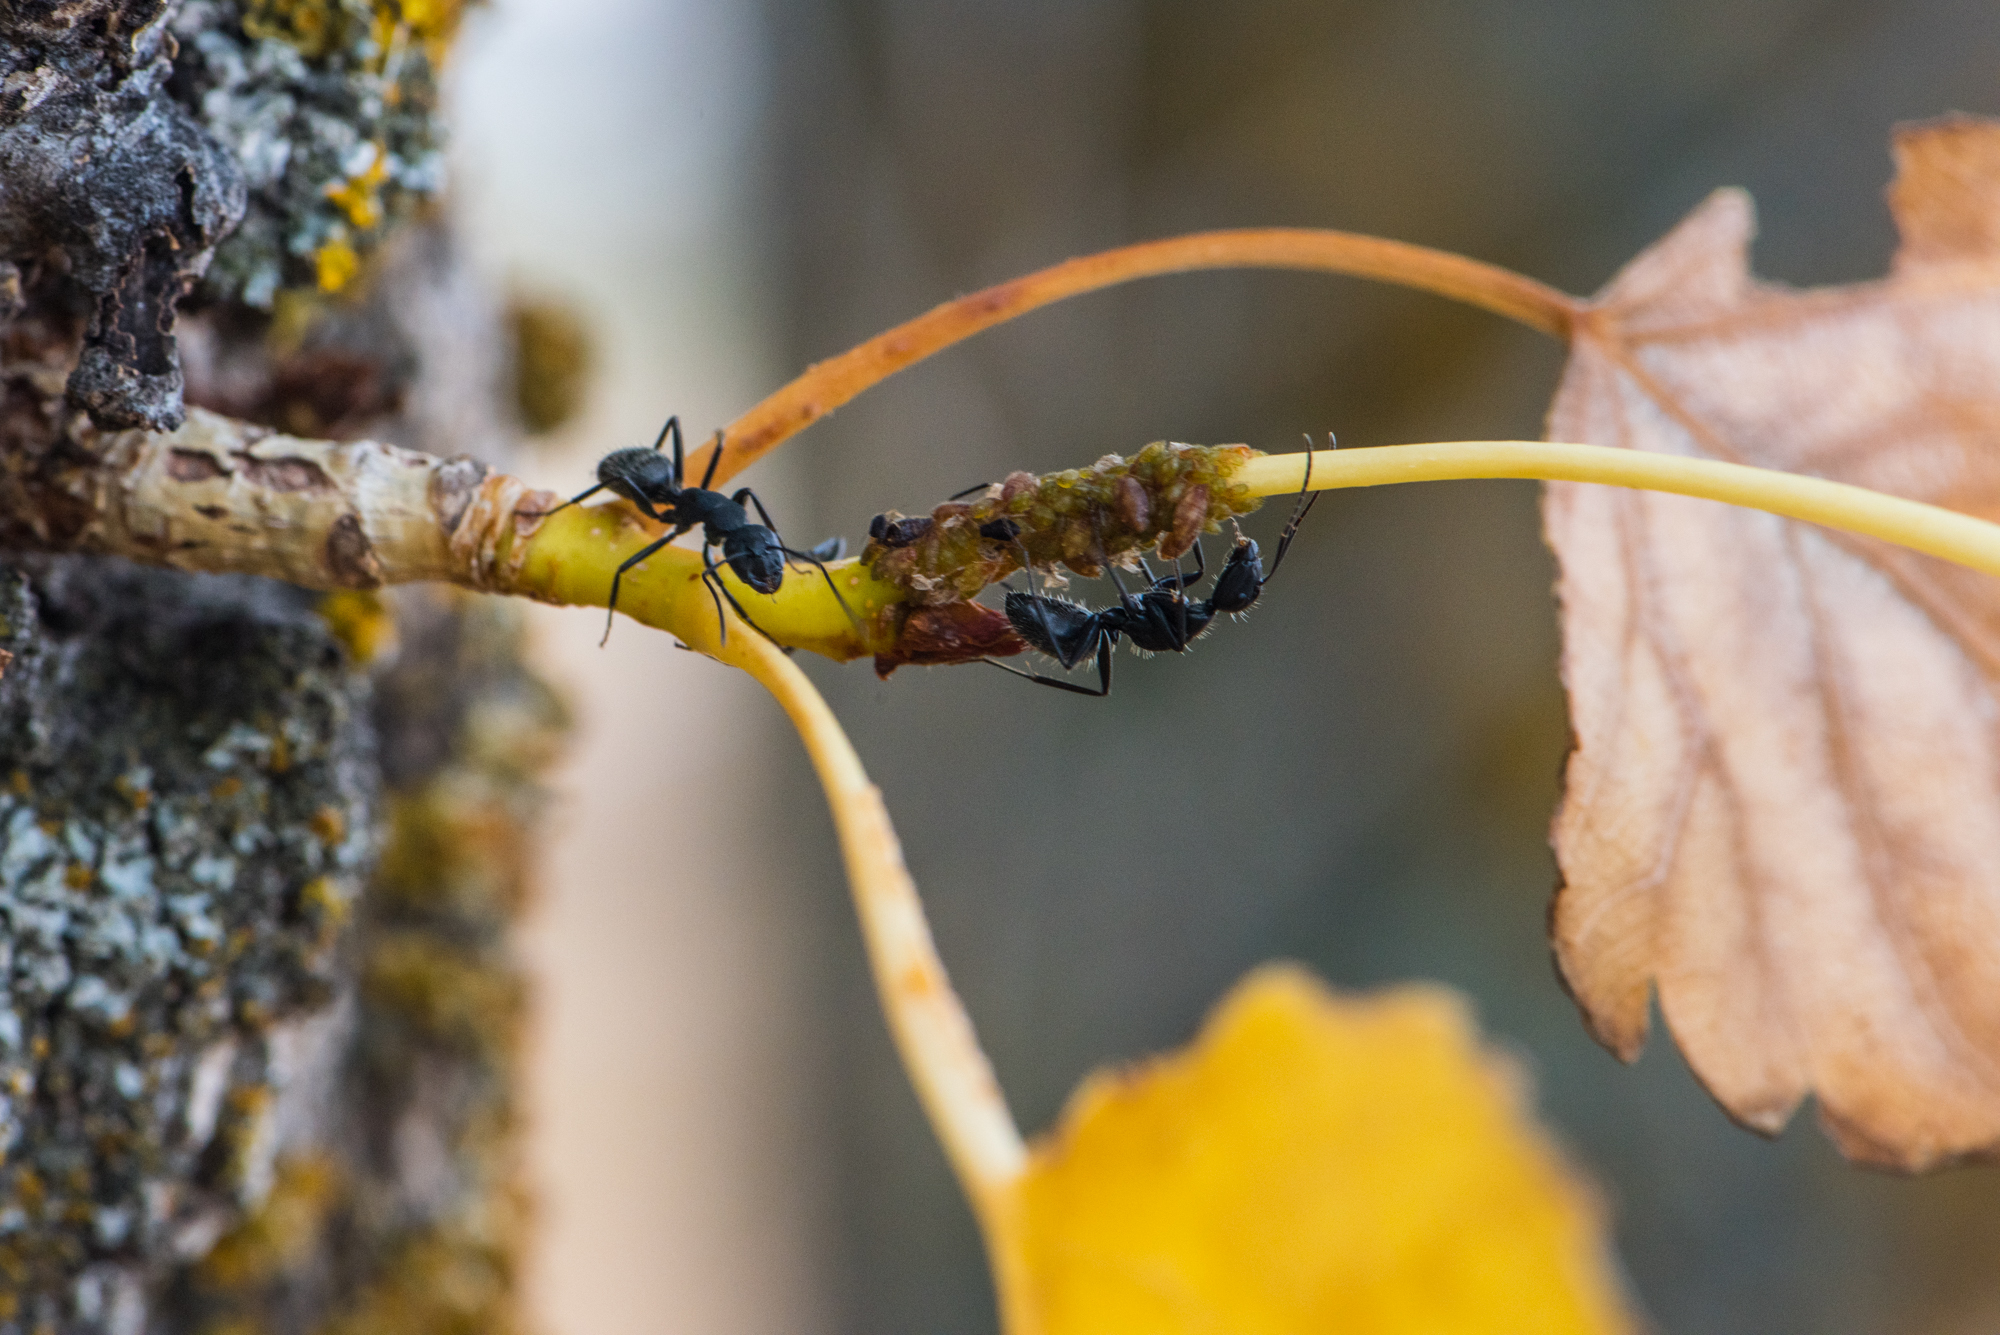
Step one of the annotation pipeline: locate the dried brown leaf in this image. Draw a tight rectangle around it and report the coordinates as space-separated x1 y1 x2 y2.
1545 114 2000 1169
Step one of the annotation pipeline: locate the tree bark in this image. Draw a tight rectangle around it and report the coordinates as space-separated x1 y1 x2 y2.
0 4 554 1331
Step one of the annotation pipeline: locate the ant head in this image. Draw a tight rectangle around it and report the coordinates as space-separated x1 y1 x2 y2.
598 448 680 506
731 544 787 595
1209 536 1264 614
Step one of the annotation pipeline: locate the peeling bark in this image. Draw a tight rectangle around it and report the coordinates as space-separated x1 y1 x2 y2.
0 0 245 431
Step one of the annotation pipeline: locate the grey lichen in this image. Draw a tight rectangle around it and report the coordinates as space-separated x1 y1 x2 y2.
162 588 559 1335
168 0 459 309
0 557 375 1329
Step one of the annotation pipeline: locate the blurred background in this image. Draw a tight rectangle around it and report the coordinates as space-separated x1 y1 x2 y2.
452 2 2000 1332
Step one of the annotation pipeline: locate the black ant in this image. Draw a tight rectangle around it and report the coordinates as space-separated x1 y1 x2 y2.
547 415 853 646
985 445 1320 697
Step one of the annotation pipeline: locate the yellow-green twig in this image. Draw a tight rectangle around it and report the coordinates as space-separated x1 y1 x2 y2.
730 630 1030 1229
510 501 906 659
1235 444 2000 580
517 497 1031 1237
506 443 2000 661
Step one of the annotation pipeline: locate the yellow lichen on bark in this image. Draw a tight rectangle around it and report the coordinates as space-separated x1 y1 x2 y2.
1001 965 1635 1335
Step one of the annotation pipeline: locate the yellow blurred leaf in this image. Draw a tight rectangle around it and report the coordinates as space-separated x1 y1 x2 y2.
1005 964 1635 1335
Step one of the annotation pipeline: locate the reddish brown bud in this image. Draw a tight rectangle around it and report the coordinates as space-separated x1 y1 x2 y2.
1113 475 1150 533
874 601 1027 677
1158 483 1210 559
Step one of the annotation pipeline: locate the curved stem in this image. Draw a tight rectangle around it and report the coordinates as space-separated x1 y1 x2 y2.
694 231 1579 487
1237 444 2000 580
730 631 1029 1222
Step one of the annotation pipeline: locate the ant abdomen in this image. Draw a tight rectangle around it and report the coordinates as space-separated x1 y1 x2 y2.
1003 589 1101 669
597 448 678 505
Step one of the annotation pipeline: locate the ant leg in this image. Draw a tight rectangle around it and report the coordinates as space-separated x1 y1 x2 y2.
726 491 860 627
733 487 779 531
1010 535 1040 588
701 551 794 652
600 533 678 646
529 480 607 518
1006 537 1083 668
648 414 686 486
948 481 995 501
1101 557 1133 600
1091 633 1114 694
699 566 729 646
650 415 682 455
728 486 805 575
1265 435 1324 584
980 641 1111 698
1170 547 1190 647
730 486 846 594
779 546 863 629
698 429 724 491
1005 537 1102 670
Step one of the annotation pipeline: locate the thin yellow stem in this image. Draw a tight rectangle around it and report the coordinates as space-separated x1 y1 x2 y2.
730 631 1029 1227
1238 444 2000 579
509 501 906 660
694 231 1577 487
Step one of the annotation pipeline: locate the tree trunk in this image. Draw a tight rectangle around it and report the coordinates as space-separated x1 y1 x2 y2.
0 4 554 1330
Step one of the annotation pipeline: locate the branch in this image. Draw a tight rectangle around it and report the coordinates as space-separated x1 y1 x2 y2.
731 632 1028 1225
21 418 2000 660
0 406 904 657
0 407 527 589
1235 444 2000 581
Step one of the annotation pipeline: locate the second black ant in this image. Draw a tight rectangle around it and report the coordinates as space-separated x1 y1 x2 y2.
985 445 1320 697
549 415 853 647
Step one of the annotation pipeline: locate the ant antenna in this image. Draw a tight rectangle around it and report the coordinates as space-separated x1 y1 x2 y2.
1266 433 1325 582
